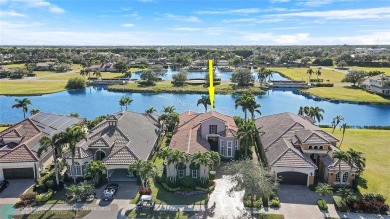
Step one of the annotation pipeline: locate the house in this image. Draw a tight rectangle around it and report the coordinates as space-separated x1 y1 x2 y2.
167 111 238 179
255 113 358 187
361 74 390 96
35 62 56 71
63 111 161 181
88 63 117 72
0 113 85 181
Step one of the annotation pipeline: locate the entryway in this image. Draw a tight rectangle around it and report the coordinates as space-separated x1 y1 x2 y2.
108 169 136 182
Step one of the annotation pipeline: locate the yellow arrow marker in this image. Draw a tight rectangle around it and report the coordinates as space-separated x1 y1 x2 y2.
208 59 215 109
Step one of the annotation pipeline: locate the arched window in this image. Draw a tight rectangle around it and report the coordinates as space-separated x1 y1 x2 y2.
74 162 81 176
335 172 341 182
308 145 313 149
314 146 318 150
319 146 324 150
342 172 349 184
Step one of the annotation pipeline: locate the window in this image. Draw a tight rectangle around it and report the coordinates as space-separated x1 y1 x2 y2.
227 141 232 157
220 140 225 156
209 125 217 134
235 141 239 151
335 172 341 183
319 146 324 150
342 172 349 183
308 145 313 149
178 170 185 178
74 162 81 176
192 170 197 178
314 146 318 150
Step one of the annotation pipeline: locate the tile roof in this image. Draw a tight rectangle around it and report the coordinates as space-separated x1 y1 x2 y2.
271 139 317 168
295 130 330 144
63 147 93 159
0 144 38 163
170 111 236 154
103 146 138 165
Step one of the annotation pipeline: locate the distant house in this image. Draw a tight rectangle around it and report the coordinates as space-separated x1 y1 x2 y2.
88 63 117 72
355 48 389 54
63 111 161 181
361 74 390 96
255 113 358 187
216 60 229 68
35 62 56 71
0 113 85 180
167 111 238 179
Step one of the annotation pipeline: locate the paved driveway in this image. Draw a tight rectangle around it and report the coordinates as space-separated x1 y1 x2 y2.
0 179 34 199
95 182 138 203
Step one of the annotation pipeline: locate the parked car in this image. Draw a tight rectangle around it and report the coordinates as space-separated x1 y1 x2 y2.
0 180 9 193
102 183 119 201
136 195 155 211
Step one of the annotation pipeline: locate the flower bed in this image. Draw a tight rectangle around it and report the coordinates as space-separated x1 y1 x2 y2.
174 190 207 196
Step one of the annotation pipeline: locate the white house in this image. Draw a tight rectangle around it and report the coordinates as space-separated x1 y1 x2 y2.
361 74 390 96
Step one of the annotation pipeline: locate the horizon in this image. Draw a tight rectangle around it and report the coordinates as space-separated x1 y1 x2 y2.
1 0 390 45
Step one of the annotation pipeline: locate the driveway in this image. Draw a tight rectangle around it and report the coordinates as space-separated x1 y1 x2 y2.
0 179 34 205
95 182 138 202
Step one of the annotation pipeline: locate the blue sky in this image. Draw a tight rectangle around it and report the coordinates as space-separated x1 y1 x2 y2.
0 0 389 45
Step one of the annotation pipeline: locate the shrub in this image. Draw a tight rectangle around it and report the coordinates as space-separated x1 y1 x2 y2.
209 171 216 181
317 199 328 210
45 180 55 189
139 188 152 195
66 77 86 89
270 198 280 208
312 83 334 87
162 183 180 192
177 176 197 189
33 183 48 194
36 189 53 203
363 193 387 202
348 193 389 214
333 196 349 212
20 192 37 201
243 196 262 208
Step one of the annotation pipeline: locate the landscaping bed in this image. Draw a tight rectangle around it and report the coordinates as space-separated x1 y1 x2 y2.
126 209 196 219
13 210 91 219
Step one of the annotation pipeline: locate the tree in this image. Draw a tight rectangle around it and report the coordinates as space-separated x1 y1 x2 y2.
93 70 102 79
341 70 367 86
331 115 344 134
346 148 365 173
159 148 187 183
315 69 322 81
298 106 310 116
223 159 277 209
337 187 355 203
315 183 333 197
12 98 32 119
308 106 324 123
30 109 40 115
80 68 92 79
158 112 179 132
128 160 157 190
145 106 157 114
172 69 187 86
230 68 254 86
237 120 258 158
307 68 314 82
114 61 129 74
38 134 64 185
333 151 349 185
119 96 133 111
235 92 258 122
192 151 220 183
197 95 211 112
339 123 347 148
336 61 348 68
70 113 79 118
257 67 272 84
163 105 175 113
62 126 87 184
140 69 159 84
85 161 106 185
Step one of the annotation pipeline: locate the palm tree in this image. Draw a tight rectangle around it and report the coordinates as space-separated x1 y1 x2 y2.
339 123 348 148
332 116 344 134
333 151 349 185
346 148 365 173
307 68 314 82
163 105 175 113
161 149 187 183
248 99 261 121
93 70 102 79
38 134 64 185
192 151 221 184
315 69 322 81
124 71 132 80
257 67 268 84
63 126 87 184
237 120 258 157
128 160 157 190
119 96 133 111
235 92 255 122
308 106 324 123
197 95 211 112
337 187 355 204
315 183 333 197
145 106 157 114
30 109 40 115
85 161 106 185
12 98 32 119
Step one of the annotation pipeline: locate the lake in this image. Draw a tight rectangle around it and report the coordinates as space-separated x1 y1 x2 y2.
1 87 389 126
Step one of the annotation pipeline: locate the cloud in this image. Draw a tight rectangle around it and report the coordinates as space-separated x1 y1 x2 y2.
173 27 200 31
121 23 135 27
48 5 65 13
297 0 345 7
2 0 65 14
195 8 261 15
269 0 290 3
164 14 201 22
0 10 26 17
123 12 142 19
266 7 390 20
222 18 284 23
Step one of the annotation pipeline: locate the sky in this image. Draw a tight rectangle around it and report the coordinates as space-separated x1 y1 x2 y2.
0 0 390 45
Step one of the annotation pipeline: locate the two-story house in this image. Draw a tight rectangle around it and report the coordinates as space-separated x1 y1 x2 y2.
362 74 390 96
255 113 358 187
167 111 238 179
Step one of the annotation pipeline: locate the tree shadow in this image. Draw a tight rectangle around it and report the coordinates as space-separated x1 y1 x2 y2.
356 177 368 189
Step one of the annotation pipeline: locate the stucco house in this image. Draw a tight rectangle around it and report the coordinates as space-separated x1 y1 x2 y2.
63 111 161 181
167 111 238 179
361 74 390 96
34 62 56 71
255 112 358 187
0 113 85 181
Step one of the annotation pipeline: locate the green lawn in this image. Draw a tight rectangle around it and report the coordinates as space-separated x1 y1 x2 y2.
252 213 285 219
322 128 390 201
304 86 390 104
269 67 345 83
126 210 196 219
0 80 67 95
348 66 390 76
13 210 91 219
0 126 9 131
45 189 68 204
2 63 25 69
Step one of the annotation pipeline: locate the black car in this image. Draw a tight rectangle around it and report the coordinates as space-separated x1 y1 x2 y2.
0 180 9 193
102 183 119 201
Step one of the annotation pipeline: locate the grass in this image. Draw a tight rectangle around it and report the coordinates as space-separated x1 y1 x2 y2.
0 80 67 95
45 189 68 204
348 66 390 76
13 210 91 219
333 195 349 212
125 210 196 219
3 63 25 69
322 128 390 202
269 67 345 83
303 86 390 104
252 213 285 219
0 126 9 131
108 81 264 94
316 199 328 210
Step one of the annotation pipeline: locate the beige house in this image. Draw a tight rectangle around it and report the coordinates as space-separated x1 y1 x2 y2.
255 113 358 187
0 113 85 181
361 74 390 96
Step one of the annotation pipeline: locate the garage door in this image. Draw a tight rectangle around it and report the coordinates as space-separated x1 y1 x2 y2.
278 172 307 185
3 168 34 179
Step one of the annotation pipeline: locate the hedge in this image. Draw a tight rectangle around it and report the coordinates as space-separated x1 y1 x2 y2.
317 199 328 210
161 183 180 192
36 189 54 203
20 192 37 201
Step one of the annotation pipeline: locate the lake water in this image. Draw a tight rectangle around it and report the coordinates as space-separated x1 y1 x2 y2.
1 87 389 126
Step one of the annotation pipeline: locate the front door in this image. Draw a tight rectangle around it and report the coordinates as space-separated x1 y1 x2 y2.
208 137 219 152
